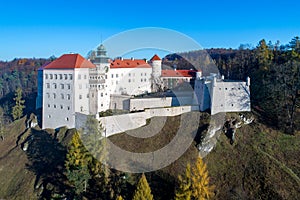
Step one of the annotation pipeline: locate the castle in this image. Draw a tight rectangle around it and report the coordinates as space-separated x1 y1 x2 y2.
36 44 251 129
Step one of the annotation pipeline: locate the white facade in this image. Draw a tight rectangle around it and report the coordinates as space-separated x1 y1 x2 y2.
194 74 251 115
110 67 152 95
42 69 76 129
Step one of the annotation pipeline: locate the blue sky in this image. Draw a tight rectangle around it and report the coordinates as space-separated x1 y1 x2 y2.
0 0 299 61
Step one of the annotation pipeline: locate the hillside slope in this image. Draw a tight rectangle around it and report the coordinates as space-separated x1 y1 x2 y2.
0 117 37 199
205 115 300 199
0 112 299 199
0 116 73 200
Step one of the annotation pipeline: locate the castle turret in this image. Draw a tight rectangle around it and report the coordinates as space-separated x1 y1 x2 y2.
89 44 111 114
150 54 162 78
150 54 162 92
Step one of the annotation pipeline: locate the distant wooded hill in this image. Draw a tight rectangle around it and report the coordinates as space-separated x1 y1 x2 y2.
0 57 52 121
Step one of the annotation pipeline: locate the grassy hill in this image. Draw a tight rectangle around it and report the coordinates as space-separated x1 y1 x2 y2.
0 112 299 199
0 116 74 200
205 114 300 199
0 117 37 199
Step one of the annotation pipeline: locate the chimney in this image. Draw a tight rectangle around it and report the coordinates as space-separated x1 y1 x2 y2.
131 57 134 61
173 64 177 71
246 77 250 86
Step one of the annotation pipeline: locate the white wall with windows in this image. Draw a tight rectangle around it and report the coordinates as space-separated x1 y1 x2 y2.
74 68 90 115
42 69 75 129
109 67 152 95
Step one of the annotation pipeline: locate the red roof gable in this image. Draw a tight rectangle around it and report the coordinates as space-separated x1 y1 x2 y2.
150 54 161 61
161 70 196 78
44 54 95 69
110 59 151 69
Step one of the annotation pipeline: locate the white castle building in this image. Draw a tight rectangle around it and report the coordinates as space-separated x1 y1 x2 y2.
36 44 251 129
193 72 251 115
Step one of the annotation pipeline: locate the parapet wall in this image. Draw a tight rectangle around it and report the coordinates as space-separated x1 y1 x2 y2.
75 105 199 137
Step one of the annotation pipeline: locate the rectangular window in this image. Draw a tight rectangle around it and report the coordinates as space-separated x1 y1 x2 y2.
101 93 103 97
116 74 119 78
67 84 71 89
78 74 81 80
67 94 71 100
50 74 53 79
53 83 57 89
64 74 68 80
54 74 57 79
69 74 72 80
111 74 114 78
46 83 50 88
59 74 63 79
61 84 64 89
45 74 48 79
84 75 87 79
79 95 82 99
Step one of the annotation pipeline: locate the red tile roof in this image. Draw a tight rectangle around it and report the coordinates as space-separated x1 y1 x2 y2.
150 54 161 61
161 70 196 78
110 59 151 69
44 54 95 69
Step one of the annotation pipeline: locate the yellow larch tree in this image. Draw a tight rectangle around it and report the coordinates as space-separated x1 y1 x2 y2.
175 163 192 200
191 157 215 200
132 173 154 200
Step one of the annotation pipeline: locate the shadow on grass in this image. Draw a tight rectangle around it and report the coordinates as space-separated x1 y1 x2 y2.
25 129 70 198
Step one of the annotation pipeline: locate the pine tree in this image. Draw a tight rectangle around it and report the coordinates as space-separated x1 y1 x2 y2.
191 157 214 200
65 131 91 198
132 173 153 200
175 163 192 200
81 115 109 182
116 195 124 200
12 87 25 120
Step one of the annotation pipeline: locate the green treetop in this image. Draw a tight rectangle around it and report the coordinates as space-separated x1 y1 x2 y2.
12 87 25 120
